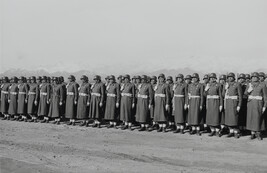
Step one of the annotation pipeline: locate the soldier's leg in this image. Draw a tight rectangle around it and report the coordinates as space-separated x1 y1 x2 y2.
209 126 216 136
234 127 240 138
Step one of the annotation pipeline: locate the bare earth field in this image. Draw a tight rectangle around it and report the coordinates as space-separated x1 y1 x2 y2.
1 120 267 173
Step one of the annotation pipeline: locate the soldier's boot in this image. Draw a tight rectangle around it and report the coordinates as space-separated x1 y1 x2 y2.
85 121 89 127
256 132 263 141
250 133 256 140
28 119 34 122
216 131 222 137
163 127 167 133
180 129 185 134
56 121 60 125
196 130 201 136
92 123 97 128
34 119 38 123
157 127 162 132
173 129 180 133
79 121 86 126
72 121 75 126
2 117 7 120
208 131 215 137
40 119 47 123
139 126 145 131
97 123 101 128
107 124 113 128
226 133 234 138
234 133 240 139
67 121 72 125
121 125 128 130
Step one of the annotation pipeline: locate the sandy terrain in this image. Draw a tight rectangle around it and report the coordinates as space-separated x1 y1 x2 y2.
1 120 267 173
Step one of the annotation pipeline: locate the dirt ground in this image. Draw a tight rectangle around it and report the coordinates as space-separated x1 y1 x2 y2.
1 120 267 173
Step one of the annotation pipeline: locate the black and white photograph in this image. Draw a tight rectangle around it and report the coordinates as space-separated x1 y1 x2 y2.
0 0 267 172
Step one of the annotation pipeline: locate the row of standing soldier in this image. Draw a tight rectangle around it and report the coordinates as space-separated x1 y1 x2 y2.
0 72 266 140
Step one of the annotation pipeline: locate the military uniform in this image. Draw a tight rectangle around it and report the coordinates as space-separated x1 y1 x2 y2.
77 76 91 120
65 75 79 120
38 77 50 117
172 75 188 126
1 77 10 115
48 78 64 119
120 75 135 124
245 72 267 136
27 77 39 121
135 76 153 124
17 77 29 116
8 80 19 116
104 75 120 122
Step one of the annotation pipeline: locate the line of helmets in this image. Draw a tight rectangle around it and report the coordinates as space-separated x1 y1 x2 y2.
0 72 266 83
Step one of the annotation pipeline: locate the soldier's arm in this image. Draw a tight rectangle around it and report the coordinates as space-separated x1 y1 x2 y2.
263 85 267 108
185 84 189 105
237 83 243 107
100 83 105 104
165 84 171 106
244 84 249 96
200 84 204 107
148 84 154 105
59 85 64 102
218 84 223 107
74 83 79 102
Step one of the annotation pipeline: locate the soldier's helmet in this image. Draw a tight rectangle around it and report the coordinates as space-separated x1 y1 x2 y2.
117 75 122 80
192 73 199 79
36 76 42 81
176 74 184 79
93 75 101 80
227 72 235 79
124 74 130 80
80 75 88 80
42 76 47 80
18 76 25 81
209 73 217 79
59 76 64 82
158 73 165 79
245 74 250 79
238 73 246 80
203 74 209 80
3 76 9 82
141 75 147 80
68 75 75 80
251 72 259 78
166 76 173 81
219 74 226 80
185 75 192 80
259 72 266 78
105 76 109 80
131 76 137 80
136 75 141 80
13 76 18 82
151 76 157 80
109 75 115 80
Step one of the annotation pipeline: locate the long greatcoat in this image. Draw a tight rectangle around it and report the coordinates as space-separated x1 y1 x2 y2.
135 83 153 123
239 82 248 127
120 82 135 122
104 82 120 120
48 84 64 118
89 82 105 119
8 84 18 115
77 82 91 119
17 83 29 114
223 81 242 126
65 82 79 119
153 83 171 122
205 82 223 126
245 81 267 131
172 82 188 124
1 83 11 113
27 83 39 114
187 82 203 125
38 83 51 116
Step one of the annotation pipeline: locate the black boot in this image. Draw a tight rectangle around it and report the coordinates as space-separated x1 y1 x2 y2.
227 133 234 138
208 131 215 137
79 121 86 126
67 121 72 125
250 133 256 140
139 127 145 131
157 127 162 132
173 129 180 133
121 125 127 130
28 119 34 122
190 130 196 135
40 119 47 123
256 132 263 141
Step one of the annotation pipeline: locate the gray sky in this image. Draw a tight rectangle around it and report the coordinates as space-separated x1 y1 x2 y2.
1 0 267 74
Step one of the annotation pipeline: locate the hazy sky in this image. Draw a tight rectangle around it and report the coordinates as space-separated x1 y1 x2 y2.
1 0 267 74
